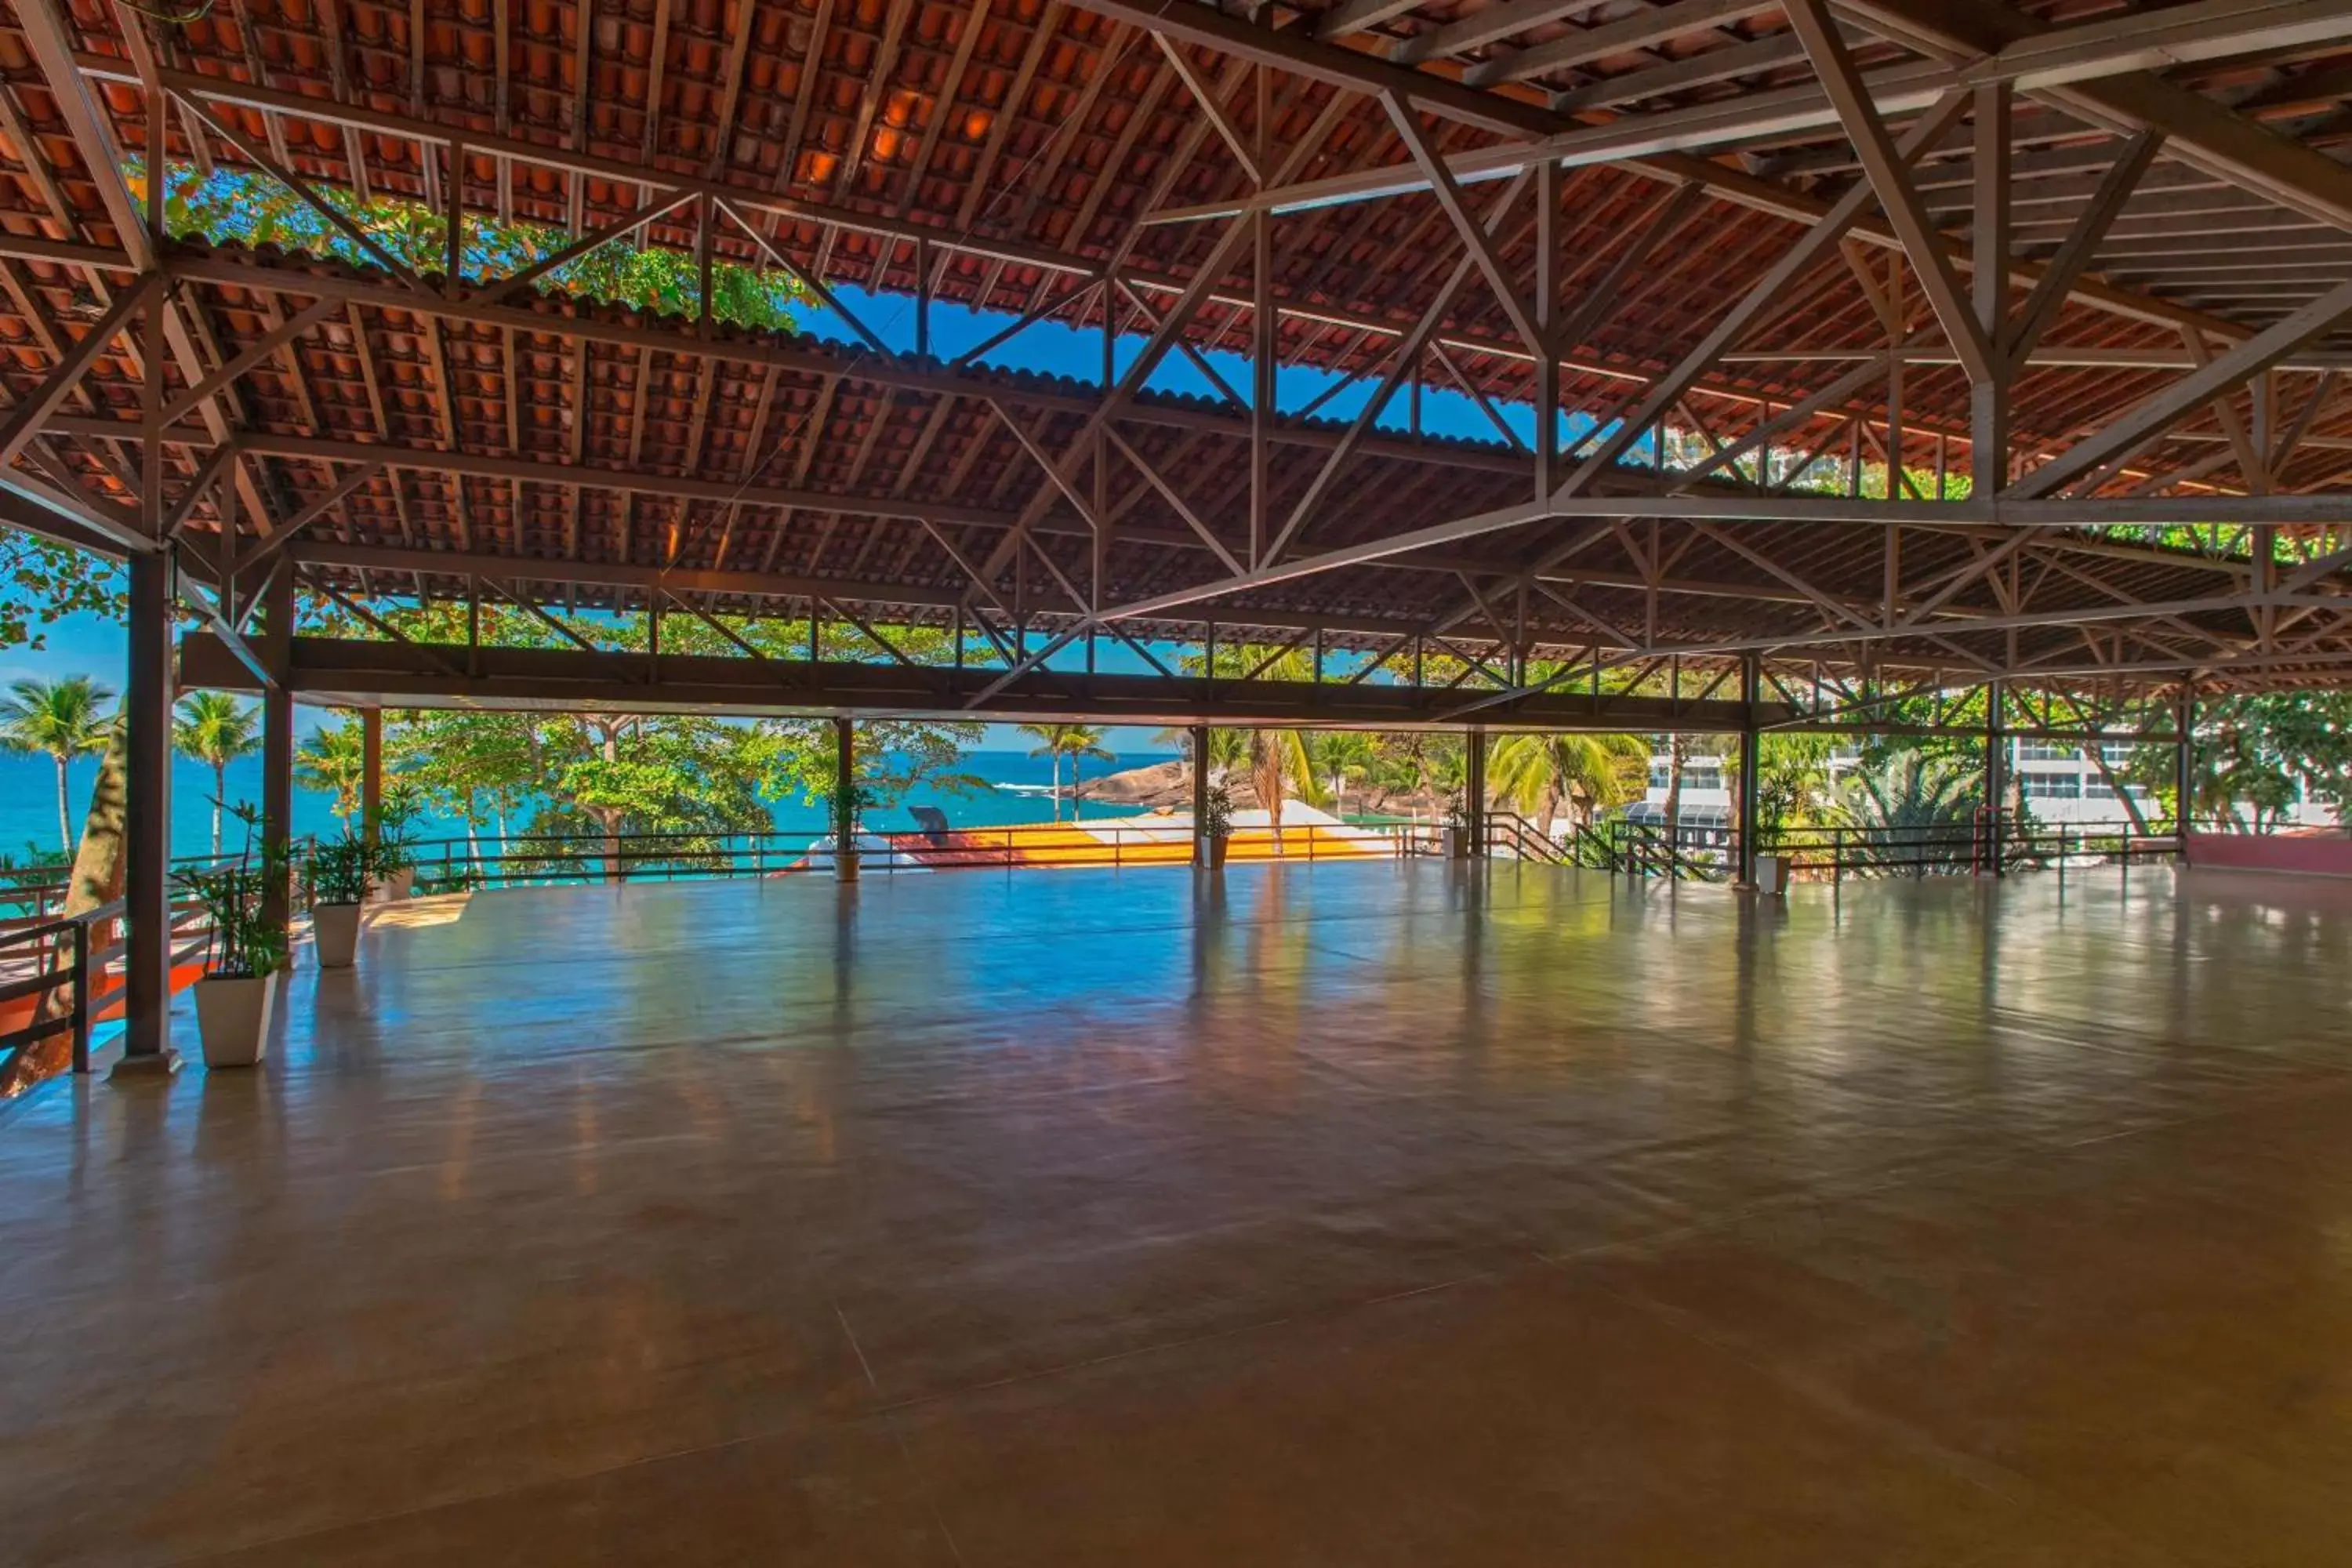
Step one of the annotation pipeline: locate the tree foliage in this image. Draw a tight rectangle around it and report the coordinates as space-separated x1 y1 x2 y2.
0 532 124 651
295 719 369 826
1722 731 1839 838
0 675 116 858
172 690 260 856
154 162 811 333
1488 731 1647 832
2124 691 2352 831
1828 747 1986 869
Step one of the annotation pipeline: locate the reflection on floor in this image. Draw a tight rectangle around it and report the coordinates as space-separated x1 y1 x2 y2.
5 861 2352 1565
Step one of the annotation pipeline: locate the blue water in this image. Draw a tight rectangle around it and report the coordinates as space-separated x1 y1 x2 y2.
0 749 1178 864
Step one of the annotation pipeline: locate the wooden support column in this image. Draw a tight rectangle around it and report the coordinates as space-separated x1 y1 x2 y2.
1737 652 1762 888
833 715 859 883
118 282 177 1078
1189 724 1212 869
1970 82 2011 494
261 567 295 953
361 707 383 844
1984 679 2006 878
1535 161 1559 501
1462 726 1487 861
2174 684 2197 847
117 546 178 1076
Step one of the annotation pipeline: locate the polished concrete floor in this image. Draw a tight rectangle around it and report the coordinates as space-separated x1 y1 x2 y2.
6 861 2352 1565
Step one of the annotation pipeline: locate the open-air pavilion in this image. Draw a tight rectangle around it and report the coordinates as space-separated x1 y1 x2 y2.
5 0 2352 1559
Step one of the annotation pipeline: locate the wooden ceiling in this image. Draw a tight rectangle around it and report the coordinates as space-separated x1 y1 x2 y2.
2 0 2350 695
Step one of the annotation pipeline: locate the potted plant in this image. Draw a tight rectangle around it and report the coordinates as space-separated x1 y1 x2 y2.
367 792 422 902
370 830 417 903
1198 779 1234 870
1440 793 1470 859
304 832 374 969
175 840 289 1069
830 782 874 883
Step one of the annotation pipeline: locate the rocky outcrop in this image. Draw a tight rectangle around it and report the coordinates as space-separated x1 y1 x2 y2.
1079 760 1448 818
1080 759 1190 806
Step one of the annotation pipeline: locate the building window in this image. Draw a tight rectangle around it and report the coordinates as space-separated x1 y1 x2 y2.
2020 773 2083 799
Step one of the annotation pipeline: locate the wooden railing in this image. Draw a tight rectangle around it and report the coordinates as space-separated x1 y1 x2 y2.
0 896 215 1075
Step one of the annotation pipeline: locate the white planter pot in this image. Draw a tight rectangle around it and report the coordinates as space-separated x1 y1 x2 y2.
366 867 416 905
1199 836 1229 870
194 971 278 1068
1441 826 1468 859
1753 855 1789 895
314 901 365 968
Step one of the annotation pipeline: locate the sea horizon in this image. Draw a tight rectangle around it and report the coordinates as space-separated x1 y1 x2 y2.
0 747 1184 867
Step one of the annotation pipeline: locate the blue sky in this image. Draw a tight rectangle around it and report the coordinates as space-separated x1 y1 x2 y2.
5 269 1560 751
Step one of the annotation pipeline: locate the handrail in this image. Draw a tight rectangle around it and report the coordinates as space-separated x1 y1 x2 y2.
1481 812 1570 866
0 893 220 1076
1581 815 2182 884
397 818 1417 888
0 848 259 925
0 897 115 1074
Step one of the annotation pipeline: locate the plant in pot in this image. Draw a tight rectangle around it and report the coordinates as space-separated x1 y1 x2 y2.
370 829 417 904
366 791 423 902
175 833 289 1069
829 781 876 882
304 832 374 970
1198 779 1234 870
1441 793 1470 860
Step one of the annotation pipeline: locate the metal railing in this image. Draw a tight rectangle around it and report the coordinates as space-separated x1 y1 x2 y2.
1573 816 2183 883
1387 811 1573 864
402 818 1417 888
1484 812 1573 865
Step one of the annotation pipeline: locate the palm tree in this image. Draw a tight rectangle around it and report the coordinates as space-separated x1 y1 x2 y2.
1829 748 1984 871
173 691 260 856
1489 731 1648 837
1018 723 1075 821
1660 732 1694 834
0 677 115 858
1176 644 1329 834
296 719 369 828
1313 731 1379 819
1249 729 1304 850
1058 725 1116 820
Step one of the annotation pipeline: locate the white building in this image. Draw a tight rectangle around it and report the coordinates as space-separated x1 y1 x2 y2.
1621 740 2338 831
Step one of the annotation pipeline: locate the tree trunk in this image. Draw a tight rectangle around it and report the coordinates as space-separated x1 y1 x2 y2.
1252 738 1285 855
1663 735 1690 833
53 752 71 862
596 808 624 882
1051 753 1062 822
601 722 623 880
212 759 227 858
1071 754 1083 821
3 724 129 1095
2078 744 2152 836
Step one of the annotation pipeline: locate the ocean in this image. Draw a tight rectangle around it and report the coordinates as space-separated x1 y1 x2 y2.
0 749 1180 866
